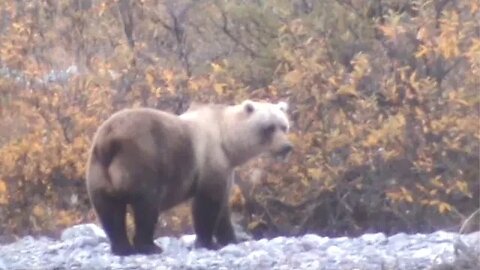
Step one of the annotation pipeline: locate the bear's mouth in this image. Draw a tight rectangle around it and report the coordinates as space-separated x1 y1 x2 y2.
274 153 291 162
272 144 293 162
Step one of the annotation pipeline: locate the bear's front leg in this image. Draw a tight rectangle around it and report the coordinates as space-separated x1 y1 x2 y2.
192 170 237 251
214 206 237 246
214 173 237 246
192 191 222 250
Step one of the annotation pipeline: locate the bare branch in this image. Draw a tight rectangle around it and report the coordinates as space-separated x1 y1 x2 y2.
213 4 260 58
118 0 135 49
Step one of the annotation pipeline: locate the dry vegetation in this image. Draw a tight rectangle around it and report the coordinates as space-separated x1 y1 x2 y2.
0 0 479 241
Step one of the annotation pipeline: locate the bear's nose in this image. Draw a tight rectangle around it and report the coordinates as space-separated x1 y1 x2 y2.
279 144 293 156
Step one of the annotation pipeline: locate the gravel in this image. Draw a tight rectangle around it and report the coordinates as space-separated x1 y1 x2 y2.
0 223 478 270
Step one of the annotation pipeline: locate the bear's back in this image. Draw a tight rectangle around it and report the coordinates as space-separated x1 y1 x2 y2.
90 108 197 201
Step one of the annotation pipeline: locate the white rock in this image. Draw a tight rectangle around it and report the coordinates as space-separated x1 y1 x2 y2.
270 236 287 245
61 223 106 241
411 247 432 258
299 260 320 270
254 238 269 247
220 244 247 257
301 234 329 250
1 223 479 270
246 249 269 261
429 230 457 242
360 233 387 244
0 258 7 270
326 245 344 256
180 234 196 247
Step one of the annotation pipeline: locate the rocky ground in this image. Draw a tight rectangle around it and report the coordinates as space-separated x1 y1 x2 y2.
0 223 478 270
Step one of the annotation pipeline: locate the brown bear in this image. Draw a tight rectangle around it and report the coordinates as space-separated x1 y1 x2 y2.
85 100 293 256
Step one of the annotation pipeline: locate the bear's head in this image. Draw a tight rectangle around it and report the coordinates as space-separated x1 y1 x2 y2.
223 99 293 166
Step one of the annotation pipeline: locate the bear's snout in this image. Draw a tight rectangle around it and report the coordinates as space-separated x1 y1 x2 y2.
280 144 293 155
273 143 293 161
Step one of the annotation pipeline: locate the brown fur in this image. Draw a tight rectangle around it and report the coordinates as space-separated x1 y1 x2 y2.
86 108 197 255
86 101 292 256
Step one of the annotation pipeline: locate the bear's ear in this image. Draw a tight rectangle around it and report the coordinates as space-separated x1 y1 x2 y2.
243 100 255 114
277 101 288 112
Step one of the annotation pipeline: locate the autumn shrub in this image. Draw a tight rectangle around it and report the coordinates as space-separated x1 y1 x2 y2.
235 0 480 238
0 0 478 241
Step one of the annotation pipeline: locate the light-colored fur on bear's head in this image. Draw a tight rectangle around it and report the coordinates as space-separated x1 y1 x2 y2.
180 99 293 168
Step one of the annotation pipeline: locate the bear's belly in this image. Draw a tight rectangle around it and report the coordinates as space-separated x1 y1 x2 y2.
156 171 198 211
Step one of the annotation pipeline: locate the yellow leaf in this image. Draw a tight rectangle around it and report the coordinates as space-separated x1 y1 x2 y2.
466 38 480 59
211 62 224 74
438 11 460 59
455 180 472 198
420 199 430 205
400 187 413 203
188 80 199 92
451 98 470 106
162 70 174 83
98 2 108 16
278 24 288 33
378 24 405 40
153 87 162 98
415 45 430 58
288 133 300 145
0 180 7 205
337 85 358 97
145 72 155 88
351 53 370 78
0 180 6 193
415 183 427 193
214 83 227 95
328 76 339 87
386 191 401 203
364 132 380 147
307 168 322 179
247 219 267 230
438 202 452 214
284 70 304 86
33 205 46 217
416 27 428 41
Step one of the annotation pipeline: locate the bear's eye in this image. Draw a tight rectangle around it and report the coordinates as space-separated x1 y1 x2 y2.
263 124 276 135
280 125 287 132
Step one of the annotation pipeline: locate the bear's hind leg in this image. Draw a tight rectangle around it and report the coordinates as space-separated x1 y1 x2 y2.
131 197 162 254
90 192 134 256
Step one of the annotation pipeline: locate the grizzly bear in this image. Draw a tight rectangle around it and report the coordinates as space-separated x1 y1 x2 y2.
85 100 293 255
